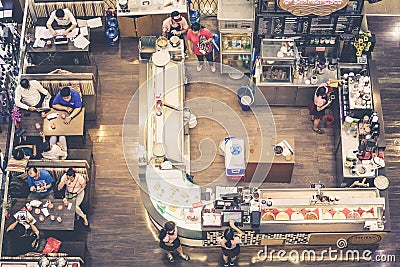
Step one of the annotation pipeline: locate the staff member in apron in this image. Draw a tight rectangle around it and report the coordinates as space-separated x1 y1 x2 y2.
162 11 188 54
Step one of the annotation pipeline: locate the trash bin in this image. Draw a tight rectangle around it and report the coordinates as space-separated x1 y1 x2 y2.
189 9 200 24
237 86 254 111
326 115 334 126
105 26 120 46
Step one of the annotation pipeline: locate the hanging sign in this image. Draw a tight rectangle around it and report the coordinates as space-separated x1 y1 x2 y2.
278 0 350 16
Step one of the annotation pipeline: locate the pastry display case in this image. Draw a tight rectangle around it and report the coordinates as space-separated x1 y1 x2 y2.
256 39 296 85
259 188 386 229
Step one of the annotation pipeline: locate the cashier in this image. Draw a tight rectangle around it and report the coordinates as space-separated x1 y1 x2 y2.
46 8 77 37
162 11 188 50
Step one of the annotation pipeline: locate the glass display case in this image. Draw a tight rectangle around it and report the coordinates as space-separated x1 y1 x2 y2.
257 38 296 84
220 32 253 74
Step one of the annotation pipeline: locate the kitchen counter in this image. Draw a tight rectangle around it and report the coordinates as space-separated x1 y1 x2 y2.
117 0 187 17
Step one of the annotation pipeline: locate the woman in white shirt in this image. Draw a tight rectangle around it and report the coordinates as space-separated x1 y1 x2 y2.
40 132 68 160
216 220 244 266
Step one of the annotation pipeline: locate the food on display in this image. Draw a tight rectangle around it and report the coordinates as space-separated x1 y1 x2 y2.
347 211 361 220
304 212 318 220
361 212 374 219
262 211 275 221
57 204 63 211
322 211 333 220
39 215 45 222
35 208 41 215
333 211 346 220
275 212 290 221
291 212 304 220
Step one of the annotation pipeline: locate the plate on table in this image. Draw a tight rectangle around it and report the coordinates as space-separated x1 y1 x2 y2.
361 212 374 219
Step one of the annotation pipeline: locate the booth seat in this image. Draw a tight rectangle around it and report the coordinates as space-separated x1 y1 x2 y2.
32 0 105 32
8 159 93 215
20 73 97 121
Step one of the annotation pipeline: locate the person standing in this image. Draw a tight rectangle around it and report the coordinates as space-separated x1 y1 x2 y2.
162 11 188 53
310 83 332 134
187 22 216 72
216 220 244 266
46 8 77 37
52 87 82 124
58 168 88 226
14 79 51 112
27 167 55 200
159 221 190 262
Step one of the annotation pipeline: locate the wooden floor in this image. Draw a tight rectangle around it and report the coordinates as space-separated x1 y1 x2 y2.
82 16 400 267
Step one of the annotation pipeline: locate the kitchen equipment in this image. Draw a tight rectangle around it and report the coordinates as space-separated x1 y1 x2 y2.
374 175 389 190
139 36 157 60
156 36 168 50
169 36 180 47
151 50 170 67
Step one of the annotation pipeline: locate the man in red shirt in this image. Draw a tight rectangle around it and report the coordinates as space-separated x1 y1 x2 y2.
187 22 216 72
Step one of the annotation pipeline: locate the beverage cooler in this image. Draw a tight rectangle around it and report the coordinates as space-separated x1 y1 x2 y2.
217 0 255 75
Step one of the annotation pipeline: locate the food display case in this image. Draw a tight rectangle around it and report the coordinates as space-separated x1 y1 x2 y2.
259 188 386 229
217 0 254 75
256 39 296 85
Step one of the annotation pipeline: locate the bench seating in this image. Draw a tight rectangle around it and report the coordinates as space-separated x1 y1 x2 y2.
20 73 97 121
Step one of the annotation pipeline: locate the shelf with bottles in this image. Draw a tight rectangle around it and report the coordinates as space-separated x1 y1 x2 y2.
221 54 252 74
220 33 252 54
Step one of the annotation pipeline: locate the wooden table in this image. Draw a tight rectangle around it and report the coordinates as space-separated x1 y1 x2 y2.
245 137 295 183
10 199 76 231
27 27 91 65
43 108 85 136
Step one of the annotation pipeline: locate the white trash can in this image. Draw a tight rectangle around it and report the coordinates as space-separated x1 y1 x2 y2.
189 114 197 128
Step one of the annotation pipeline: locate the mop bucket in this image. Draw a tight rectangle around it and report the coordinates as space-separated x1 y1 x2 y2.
237 86 254 111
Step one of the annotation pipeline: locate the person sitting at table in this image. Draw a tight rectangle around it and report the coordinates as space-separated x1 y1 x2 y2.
15 78 51 112
5 216 47 256
27 167 55 200
46 8 77 37
58 168 89 226
52 86 82 124
40 132 68 160
162 11 189 53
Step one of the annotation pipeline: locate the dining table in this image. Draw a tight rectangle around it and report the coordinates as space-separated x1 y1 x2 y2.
42 108 85 136
10 198 76 231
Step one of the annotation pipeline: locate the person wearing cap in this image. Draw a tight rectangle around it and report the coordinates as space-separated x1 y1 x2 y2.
162 11 189 52
187 22 216 72
46 8 77 37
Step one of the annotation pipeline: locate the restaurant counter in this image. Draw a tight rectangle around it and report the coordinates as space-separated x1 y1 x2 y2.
141 187 390 247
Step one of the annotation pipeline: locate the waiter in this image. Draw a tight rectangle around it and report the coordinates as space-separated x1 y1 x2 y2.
46 8 77 37
162 11 188 53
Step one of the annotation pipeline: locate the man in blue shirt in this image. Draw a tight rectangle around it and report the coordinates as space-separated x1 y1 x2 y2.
27 167 55 200
52 86 82 124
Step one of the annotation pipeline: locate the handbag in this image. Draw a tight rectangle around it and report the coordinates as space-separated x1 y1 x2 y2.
42 237 62 254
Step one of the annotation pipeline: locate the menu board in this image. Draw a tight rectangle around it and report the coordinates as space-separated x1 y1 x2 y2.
272 16 284 35
310 16 337 35
335 15 362 34
283 17 310 35
257 16 273 36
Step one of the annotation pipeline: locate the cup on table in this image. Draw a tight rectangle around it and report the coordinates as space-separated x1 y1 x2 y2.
50 122 56 129
35 123 41 130
61 113 67 120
